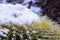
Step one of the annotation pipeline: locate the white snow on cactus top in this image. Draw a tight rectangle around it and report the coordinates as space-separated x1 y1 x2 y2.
0 4 40 25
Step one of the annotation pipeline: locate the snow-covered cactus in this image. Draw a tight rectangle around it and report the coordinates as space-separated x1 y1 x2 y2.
0 4 60 40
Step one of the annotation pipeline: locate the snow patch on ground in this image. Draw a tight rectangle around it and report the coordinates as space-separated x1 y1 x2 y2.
0 4 40 25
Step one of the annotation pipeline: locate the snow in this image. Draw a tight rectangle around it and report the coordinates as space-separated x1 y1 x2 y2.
30 6 41 14
0 28 9 37
23 0 36 4
32 30 37 33
0 4 40 25
22 0 42 15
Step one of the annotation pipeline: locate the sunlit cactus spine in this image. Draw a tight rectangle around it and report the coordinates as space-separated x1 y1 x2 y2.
0 17 60 40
